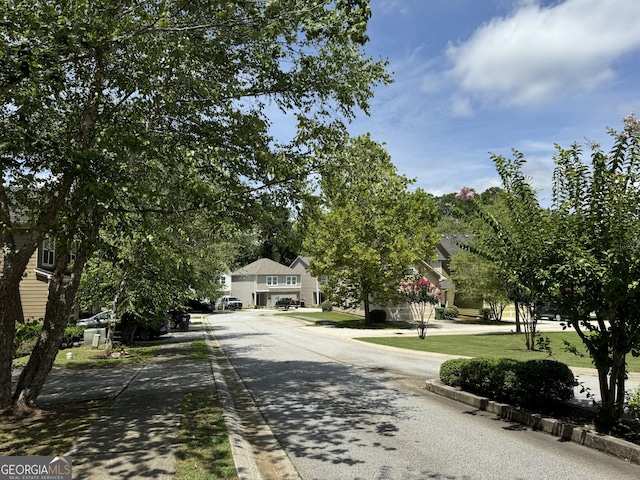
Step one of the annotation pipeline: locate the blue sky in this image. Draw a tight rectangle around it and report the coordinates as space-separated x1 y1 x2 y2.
346 0 640 204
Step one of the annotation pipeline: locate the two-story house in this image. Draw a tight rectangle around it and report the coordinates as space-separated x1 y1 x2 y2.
231 257 315 308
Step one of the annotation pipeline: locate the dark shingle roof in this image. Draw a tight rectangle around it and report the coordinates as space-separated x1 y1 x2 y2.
438 234 470 259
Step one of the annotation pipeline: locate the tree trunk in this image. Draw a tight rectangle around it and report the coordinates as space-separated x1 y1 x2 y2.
0 275 23 408
0 248 33 408
13 252 70 407
597 351 627 427
363 296 372 325
514 299 522 333
119 313 137 346
13 243 88 408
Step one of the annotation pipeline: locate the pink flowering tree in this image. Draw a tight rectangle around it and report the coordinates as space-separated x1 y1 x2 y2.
400 275 442 339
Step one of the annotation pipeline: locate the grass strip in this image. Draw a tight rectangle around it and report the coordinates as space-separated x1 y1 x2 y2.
279 311 415 329
174 392 237 480
190 339 209 359
357 331 640 372
13 344 159 369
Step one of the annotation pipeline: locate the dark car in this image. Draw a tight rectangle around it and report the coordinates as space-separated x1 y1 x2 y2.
185 299 213 313
135 318 170 341
538 304 561 321
275 297 298 309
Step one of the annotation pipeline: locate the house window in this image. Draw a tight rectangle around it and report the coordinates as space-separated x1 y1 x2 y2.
266 276 278 286
217 275 228 288
286 276 298 286
42 237 55 267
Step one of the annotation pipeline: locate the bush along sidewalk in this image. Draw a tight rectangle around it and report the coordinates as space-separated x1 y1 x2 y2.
432 357 640 464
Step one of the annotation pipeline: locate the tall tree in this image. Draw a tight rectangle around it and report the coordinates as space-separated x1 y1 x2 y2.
455 155 551 350
549 114 640 426
0 0 390 408
450 249 509 322
304 135 439 324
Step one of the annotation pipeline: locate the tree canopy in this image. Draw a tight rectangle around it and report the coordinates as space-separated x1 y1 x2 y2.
455 155 551 350
1 0 390 408
304 135 439 323
548 114 640 425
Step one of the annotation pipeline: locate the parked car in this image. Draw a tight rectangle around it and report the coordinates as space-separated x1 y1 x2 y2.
185 299 213 313
216 296 243 310
538 304 561 321
275 297 298 309
77 310 114 327
134 318 170 341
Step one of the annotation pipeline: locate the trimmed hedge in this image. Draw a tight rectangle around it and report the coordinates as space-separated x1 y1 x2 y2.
439 357 576 407
370 309 387 323
442 306 459 320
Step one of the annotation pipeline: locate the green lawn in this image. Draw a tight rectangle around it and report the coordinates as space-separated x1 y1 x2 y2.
277 311 415 329
12 344 160 369
357 331 640 372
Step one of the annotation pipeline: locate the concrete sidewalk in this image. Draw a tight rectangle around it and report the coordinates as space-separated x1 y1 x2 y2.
65 331 215 479
9 326 259 479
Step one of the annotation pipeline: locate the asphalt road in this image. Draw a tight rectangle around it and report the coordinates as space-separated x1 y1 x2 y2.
207 310 640 480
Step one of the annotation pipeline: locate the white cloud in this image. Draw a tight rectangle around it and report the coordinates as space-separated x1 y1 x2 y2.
445 0 640 107
450 93 474 117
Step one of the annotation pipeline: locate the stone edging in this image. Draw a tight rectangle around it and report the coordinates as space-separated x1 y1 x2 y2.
425 380 640 465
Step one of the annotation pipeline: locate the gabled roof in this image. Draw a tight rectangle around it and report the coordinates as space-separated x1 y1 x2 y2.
290 256 311 268
232 258 296 276
437 234 470 260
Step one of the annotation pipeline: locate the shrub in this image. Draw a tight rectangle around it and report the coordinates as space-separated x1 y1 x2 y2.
320 300 333 312
505 359 576 406
370 309 387 323
438 357 575 407
442 306 459 320
439 358 468 387
458 358 520 399
479 307 491 321
61 325 86 348
14 322 43 358
626 386 640 422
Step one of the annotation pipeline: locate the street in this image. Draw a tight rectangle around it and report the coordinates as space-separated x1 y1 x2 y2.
205 310 640 480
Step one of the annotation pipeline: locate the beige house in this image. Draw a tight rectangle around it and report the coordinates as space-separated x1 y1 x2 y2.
337 235 477 321
2 207 91 323
289 256 324 306
230 257 323 308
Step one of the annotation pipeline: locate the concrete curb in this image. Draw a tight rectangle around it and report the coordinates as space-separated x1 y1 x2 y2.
204 325 264 480
425 380 640 465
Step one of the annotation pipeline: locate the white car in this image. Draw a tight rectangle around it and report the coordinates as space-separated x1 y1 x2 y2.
77 310 113 327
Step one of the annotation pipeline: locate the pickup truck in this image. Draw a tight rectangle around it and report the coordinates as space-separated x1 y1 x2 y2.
216 296 243 310
275 297 295 309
